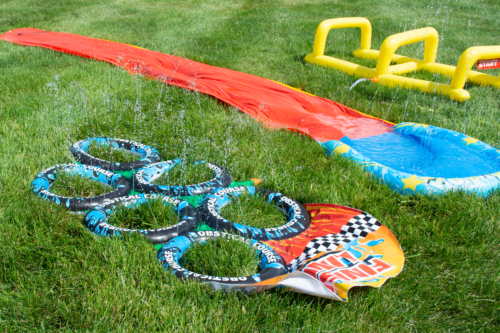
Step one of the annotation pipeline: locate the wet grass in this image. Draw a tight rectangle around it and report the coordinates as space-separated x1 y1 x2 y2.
108 199 182 229
220 193 288 229
152 162 215 187
88 141 140 164
1 0 499 332
182 237 260 278
50 171 110 198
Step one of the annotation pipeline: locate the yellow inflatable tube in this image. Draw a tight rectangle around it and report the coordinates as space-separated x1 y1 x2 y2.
305 17 500 101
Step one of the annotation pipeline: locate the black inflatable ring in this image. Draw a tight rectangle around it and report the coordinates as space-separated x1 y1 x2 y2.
70 138 162 171
157 230 287 292
31 164 130 211
200 186 311 241
84 194 197 244
133 160 232 196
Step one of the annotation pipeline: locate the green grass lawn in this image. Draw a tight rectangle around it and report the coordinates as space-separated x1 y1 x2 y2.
1 0 499 331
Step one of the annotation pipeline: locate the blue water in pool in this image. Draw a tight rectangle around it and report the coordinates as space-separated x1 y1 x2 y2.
340 131 500 178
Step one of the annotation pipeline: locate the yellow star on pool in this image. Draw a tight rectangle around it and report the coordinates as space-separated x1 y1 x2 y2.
462 137 479 146
333 144 351 155
402 175 427 192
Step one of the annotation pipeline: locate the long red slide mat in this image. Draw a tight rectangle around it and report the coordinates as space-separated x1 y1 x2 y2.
0 28 393 142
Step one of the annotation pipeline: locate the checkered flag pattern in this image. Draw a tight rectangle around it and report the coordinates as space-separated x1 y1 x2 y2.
341 213 381 238
288 212 382 272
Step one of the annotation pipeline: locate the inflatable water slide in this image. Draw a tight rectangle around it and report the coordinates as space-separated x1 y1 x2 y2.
2 28 499 196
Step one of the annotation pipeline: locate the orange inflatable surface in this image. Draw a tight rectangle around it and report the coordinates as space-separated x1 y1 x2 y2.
0 28 394 142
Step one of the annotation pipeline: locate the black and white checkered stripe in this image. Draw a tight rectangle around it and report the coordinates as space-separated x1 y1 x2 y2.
341 213 381 238
288 212 381 272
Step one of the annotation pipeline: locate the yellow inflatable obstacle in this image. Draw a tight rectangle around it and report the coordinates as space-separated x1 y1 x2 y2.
304 17 500 101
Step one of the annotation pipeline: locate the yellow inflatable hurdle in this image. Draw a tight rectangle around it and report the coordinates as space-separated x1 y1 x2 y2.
304 17 500 101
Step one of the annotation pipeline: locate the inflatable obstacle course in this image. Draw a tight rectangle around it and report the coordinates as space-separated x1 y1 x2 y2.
200 186 311 241
304 17 500 101
31 164 130 211
71 138 162 171
160 203 405 301
84 194 198 244
157 231 288 295
133 160 232 197
262 203 404 301
29 138 404 301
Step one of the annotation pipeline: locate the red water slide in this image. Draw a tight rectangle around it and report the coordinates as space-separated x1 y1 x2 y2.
0 28 393 141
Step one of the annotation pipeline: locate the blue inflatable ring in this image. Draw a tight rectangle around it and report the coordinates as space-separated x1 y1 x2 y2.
133 160 232 196
84 194 197 244
157 230 286 292
70 138 161 171
200 186 310 241
31 164 130 211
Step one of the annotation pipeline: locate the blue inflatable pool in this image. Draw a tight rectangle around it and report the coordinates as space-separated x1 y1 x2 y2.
322 123 500 196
